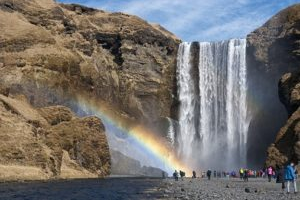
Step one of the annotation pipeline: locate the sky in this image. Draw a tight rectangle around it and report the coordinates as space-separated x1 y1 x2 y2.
58 0 300 42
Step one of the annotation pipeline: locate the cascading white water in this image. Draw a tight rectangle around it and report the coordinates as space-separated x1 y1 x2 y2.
177 42 198 159
177 39 249 170
167 117 176 145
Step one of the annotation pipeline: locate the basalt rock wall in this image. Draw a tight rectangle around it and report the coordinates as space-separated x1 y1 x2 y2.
247 4 300 167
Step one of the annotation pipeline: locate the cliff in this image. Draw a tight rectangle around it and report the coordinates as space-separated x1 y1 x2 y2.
0 0 180 179
0 0 180 126
266 72 300 167
0 93 110 181
246 3 300 167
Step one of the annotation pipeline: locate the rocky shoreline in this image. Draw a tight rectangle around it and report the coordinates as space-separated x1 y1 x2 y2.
161 178 300 200
0 177 299 199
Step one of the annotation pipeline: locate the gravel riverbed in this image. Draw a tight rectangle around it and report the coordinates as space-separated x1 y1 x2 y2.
161 177 300 200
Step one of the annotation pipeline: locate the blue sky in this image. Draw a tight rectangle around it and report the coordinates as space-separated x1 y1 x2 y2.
58 0 300 42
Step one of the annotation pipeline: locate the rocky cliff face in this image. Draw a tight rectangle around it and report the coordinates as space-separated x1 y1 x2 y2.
246 4 300 167
0 92 110 181
266 72 300 167
0 0 179 126
0 0 179 179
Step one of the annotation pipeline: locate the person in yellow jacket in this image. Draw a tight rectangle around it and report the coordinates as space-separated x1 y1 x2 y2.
239 168 244 180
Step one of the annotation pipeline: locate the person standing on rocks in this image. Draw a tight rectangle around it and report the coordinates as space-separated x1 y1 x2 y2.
207 169 212 180
285 162 297 194
239 168 244 180
192 171 196 178
173 170 179 181
243 169 249 182
179 170 185 180
275 165 285 193
267 166 273 182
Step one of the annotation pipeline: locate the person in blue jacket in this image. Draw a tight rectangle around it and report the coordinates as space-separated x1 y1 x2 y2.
285 162 298 194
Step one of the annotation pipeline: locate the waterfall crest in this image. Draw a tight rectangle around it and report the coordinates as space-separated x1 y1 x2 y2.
176 39 249 170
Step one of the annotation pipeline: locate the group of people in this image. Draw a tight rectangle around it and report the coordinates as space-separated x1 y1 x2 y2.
172 170 186 181
274 162 298 194
238 162 298 194
172 161 298 194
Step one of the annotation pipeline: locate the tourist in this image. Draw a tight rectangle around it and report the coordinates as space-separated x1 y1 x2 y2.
207 169 212 180
173 170 179 181
275 165 285 193
239 168 244 180
179 170 185 180
213 170 217 178
243 169 249 182
267 166 273 182
192 171 196 178
230 170 236 178
285 162 298 194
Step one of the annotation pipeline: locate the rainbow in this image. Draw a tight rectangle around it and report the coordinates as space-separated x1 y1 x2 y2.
71 91 192 175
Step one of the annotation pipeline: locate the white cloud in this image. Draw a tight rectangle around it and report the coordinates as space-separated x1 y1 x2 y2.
59 0 300 41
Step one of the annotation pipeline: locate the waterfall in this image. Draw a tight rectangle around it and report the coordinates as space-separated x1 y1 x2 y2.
177 42 198 159
177 39 249 170
167 117 176 145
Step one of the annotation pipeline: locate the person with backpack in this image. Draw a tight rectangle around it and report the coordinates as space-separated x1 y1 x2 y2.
179 170 185 180
285 162 298 194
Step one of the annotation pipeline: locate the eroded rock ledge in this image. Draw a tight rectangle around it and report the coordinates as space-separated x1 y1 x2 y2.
0 93 110 181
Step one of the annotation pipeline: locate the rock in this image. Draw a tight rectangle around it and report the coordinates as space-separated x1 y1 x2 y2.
16 59 26 68
181 188 185 192
266 74 300 166
0 95 110 181
0 0 180 131
164 189 172 194
0 86 9 96
266 144 288 167
38 106 74 125
46 116 110 176
247 4 300 166
245 188 250 193
0 1 16 12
